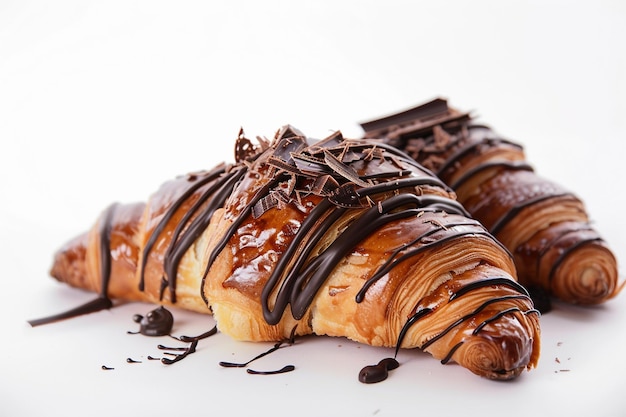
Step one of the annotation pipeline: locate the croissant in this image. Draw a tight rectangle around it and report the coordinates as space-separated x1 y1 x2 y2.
32 125 540 380
361 98 621 309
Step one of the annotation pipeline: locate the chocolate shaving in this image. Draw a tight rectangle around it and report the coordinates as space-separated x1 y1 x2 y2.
360 98 471 141
308 130 344 151
323 149 370 188
252 194 279 219
275 125 306 141
267 155 300 175
252 128 444 217
327 183 369 208
291 152 329 174
311 174 340 196
234 128 259 163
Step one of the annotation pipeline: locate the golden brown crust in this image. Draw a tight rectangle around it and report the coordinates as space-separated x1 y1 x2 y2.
48 127 540 380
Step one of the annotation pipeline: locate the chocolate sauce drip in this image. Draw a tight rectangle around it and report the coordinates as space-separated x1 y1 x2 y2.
28 296 113 327
219 342 284 368
154 325 217 365
132 306 174 336
176 326 218 343
157 344 189 351
159 340 198 365
260 198 340 324
158 277 169 301
246 365 295 375
359 358 400 383
220 327 296 374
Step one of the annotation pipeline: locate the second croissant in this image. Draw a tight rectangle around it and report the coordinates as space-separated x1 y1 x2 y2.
361 98 621 309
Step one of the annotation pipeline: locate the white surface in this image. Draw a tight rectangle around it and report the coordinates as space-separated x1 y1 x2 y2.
1 1 626 416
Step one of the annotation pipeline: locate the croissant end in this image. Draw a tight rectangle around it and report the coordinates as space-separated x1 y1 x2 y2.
452 314 540 380
49 233 93 293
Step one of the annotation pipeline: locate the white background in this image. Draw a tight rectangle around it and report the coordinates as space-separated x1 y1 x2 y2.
1 1 625 416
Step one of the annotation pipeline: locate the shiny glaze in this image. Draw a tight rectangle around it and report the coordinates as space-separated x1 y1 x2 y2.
34 123 539 380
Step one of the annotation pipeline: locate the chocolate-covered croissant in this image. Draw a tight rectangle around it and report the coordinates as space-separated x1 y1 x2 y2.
361 98 621 309
33 126 540 380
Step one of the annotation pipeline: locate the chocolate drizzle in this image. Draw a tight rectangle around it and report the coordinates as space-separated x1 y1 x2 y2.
138 165 236 302
262 193 468 324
